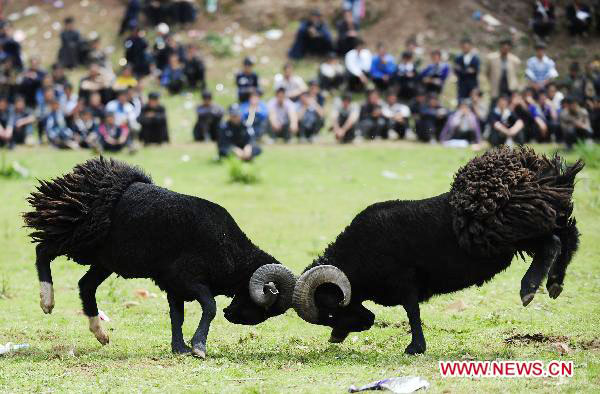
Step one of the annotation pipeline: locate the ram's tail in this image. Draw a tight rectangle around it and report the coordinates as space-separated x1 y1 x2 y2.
449 146 584 256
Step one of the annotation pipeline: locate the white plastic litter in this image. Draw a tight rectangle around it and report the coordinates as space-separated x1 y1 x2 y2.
264 29 283 41
0 343 30 355
349 376 430 393
481 14 501 27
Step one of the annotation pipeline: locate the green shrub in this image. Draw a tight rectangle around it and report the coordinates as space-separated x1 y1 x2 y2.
573 141 600 169
227 157 259 184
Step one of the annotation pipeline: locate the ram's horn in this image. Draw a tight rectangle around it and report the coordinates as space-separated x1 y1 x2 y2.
292 265 351 324
249 264 296 312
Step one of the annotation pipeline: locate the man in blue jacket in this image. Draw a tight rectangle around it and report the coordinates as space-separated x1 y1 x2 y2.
370 42 397 92
454 38 480 100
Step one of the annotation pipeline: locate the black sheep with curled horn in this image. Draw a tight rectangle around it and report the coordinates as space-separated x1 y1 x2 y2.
24 157 295 358
293 147 583 354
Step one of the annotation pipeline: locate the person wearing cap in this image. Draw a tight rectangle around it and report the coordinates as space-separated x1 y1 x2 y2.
193 91 224 142
288 9 333 60
318 52 345 91
370 42 397 92
330 93 359 143
396 50 419 101
236 57 259 103
525 43 558 90
454 37 480 100
485 39 522 102
139 92 169 144
97 111 132 153
183 44 205 90
344 38 372 92
419 50 450 95
560 96 593 148
267 87 298 142
218 104 261 161
240 89 268 139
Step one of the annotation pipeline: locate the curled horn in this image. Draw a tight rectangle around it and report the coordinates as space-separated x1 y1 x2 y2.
249 264 296 313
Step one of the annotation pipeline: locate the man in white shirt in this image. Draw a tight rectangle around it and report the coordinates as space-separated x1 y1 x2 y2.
382 92 411 139
273 63 307 101
525 43 558 91
345 38 372 92
105 89 140 131
267 87 298 142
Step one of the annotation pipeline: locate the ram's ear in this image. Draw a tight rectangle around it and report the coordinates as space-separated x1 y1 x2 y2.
314 283 345 309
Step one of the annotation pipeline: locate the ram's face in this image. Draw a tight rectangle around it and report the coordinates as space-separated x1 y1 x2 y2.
223 294 272 325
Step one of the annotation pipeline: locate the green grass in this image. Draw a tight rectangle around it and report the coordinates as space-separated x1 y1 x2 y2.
0 142 599 393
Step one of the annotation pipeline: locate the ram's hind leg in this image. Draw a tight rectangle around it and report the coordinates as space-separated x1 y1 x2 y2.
78 265 112 345
36 244 57 314
190 284 216 359
546 219 580 299
520 235 561 306
167 293 191 354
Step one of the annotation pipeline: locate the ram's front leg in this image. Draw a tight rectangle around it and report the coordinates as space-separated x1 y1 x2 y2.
520 235 561 306
167 293 191 354
546 219 580 299
190 284 216 359
403 289 426 355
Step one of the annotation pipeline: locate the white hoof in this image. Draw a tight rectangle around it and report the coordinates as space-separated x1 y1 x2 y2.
39 282 54 314
89 316 110 345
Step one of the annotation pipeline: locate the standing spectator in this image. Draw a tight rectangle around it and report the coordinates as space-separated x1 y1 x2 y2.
488 95 526 146
343 0 365 26
439 100 482 144
160 54 186 94
0 95 14 148
330 93 359 143
296 91 325 142
267 87 298 142
124 28 151 77
274 63 307 101
359 89 388 139
19 57 45 108
236 57 259 103
45 99 78 149
336 10 359 56
560 96 593 147
396 51 419 102
454 38 480 100
218 104 261 161
11 95 35 145
288 10 334 59
566 0 592 36
97 111 132 153
344 38 372 92
139 92 169 144
57 17 82 69
193 91 224 142
525 43 558 90
183 45 205 91
370 42 396 92
119 0 141 36
241 89 268 138
382 92 411 139
105 89 140 132
419 50 450 95
318 52 345 91
0 21 23 70
485 39 522 102
532 0 556 40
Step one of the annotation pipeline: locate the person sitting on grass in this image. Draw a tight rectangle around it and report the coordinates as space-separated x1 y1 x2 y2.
241 89 268 139
138 92 169 144
318 52 345 91
183 44 205 91
97 111 132 153
382 91 411 139
193 90 224 142
359 89 388 140
0 96 14 148
160 54 187 94
296 91 325 142
267 87 298 142
288 9 334 60
488 95 526 147
330 92 359 143
370 42 397 92
12 95 36 146
218 104 261 162
344 38 372 92
416 94 449 142
274 63 308 101
439 100 482 145
113 65 139 92
559 96 593 149
105 89 140 133
71 108 99 149
45 99 78 149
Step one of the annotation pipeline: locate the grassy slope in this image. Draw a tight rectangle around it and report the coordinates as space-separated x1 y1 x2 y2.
0 144 599 393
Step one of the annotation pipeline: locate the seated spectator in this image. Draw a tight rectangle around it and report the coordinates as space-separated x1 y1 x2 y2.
590 95 600 140
139 92 169 144
218 104 261 161
155 34 185 72
344 39 372 92
50 63 68 91
113 65 138 91
308 80 326 106
525 43 558 90
469 88 488 130
485 39 522 101
60 82 79 120
241 89 268 138
105 89 140 132
0 21 23 71
288 9 334 59
267 87 298 142
171 0 198 26
546 82 564 109
415 93 449 142
36 87 55 143
532 0 556 39
419 50 450 95
454 38 480 100
236 57 259 103
538 90 562 141
370 42 396 92
343 0 364 26
439 100 482 144
489 95 526 146
405 38 424 70
0 57 19 102
183 45 205 91
330 93 359 143
410 90 429 142
582 62 599 104
396 51 419 102
124 28 151 77
45 99 78 149
97 111 132 153
193 90 224 142
382 92 411 139
18 57 46 108
560 96 593 148
70 108 99 149
319 52 345 91
160 54 186 94
85 36 111 69
566 0 592 36
57 17 82 69
0 95 14 148
336 10 359 56
79 63 112 104
12 95 35 145
522 88 550 141
296 91 325 142
86 92 105 123
274 63 308 101
359 89 388 139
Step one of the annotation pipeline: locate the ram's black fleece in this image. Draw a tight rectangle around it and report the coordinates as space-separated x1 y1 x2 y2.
292 147 583 354
24 157 295 358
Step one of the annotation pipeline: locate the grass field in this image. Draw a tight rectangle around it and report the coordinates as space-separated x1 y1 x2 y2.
0 142 599 393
